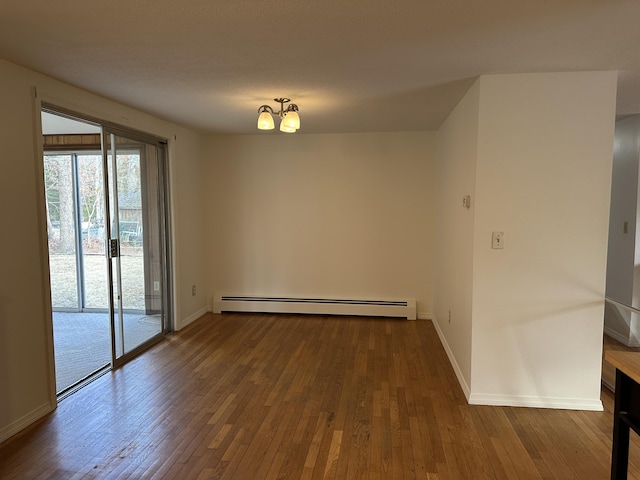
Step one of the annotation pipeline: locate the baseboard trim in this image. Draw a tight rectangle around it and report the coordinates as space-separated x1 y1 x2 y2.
602 378 615 393
468 393 603 411
430 314 471 400
604 326 640 347
177 307 208 330
417 312 432 320
0 401 55 445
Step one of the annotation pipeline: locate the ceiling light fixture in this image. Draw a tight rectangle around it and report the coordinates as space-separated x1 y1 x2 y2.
257 98 300 133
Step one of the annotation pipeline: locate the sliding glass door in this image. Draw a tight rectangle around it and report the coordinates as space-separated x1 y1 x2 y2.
103 129 170 364
43 107 172 394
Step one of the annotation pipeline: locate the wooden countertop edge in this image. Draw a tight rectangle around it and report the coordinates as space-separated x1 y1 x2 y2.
605 350 640 385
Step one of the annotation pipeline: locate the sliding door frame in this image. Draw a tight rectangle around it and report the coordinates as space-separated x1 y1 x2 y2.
40 101 174 382
102 126 173 367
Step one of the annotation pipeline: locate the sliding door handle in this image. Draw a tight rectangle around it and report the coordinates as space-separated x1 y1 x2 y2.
109 238 119 258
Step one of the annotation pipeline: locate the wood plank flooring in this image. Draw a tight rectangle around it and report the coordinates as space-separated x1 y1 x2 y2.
1 313 639 479
602 333 640 390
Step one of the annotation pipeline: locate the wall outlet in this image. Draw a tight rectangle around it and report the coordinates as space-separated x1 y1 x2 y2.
462 195 471 209
153 281 160 292
448 310 451 323
192 285 196 296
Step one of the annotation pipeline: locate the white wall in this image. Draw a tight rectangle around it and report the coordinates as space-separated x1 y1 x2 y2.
170 130 208 329
470 72 617 409
433 80 480 396
0 58 206 443
0 60 53 444
201 132 435 316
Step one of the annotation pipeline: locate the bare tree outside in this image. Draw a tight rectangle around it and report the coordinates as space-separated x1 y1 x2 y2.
44 152 145 310
44 154 76 254
78 154 105 253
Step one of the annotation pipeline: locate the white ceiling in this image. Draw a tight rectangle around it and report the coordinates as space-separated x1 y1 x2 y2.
2 0 640 134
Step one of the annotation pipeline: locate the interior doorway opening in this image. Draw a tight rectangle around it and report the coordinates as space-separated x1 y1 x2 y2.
603 115 640 391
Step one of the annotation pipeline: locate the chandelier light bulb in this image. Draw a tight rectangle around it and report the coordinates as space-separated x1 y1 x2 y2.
280 120 296 133
281 111 300 130
257 110 275 130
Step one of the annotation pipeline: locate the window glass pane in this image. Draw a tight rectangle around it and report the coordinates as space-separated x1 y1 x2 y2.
77 154 108 309
44 154 79 309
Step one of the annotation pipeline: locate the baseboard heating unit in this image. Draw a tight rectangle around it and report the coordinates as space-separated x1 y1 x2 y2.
213 295 416 320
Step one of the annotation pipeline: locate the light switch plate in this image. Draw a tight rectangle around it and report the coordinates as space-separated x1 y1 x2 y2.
492 231 504 249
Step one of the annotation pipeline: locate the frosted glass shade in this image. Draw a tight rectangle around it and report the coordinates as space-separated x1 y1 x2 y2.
257 111 275 130
279 121 296 133
281 111 300 130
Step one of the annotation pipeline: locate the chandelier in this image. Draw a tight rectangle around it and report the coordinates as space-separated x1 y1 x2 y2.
257 98 300 133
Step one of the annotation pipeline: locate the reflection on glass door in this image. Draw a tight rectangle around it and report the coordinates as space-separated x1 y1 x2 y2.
104 130 168 363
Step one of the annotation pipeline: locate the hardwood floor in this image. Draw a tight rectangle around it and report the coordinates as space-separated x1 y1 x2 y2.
1 313 639 479
602 333 640 390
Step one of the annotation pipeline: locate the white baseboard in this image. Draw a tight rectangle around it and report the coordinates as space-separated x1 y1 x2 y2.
430 314 471 400
604 326 640 347
177 307 208 330
431 314 603 411
417 312 432 320
0 401 55 444
602 378 615 393
468 393 603 411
